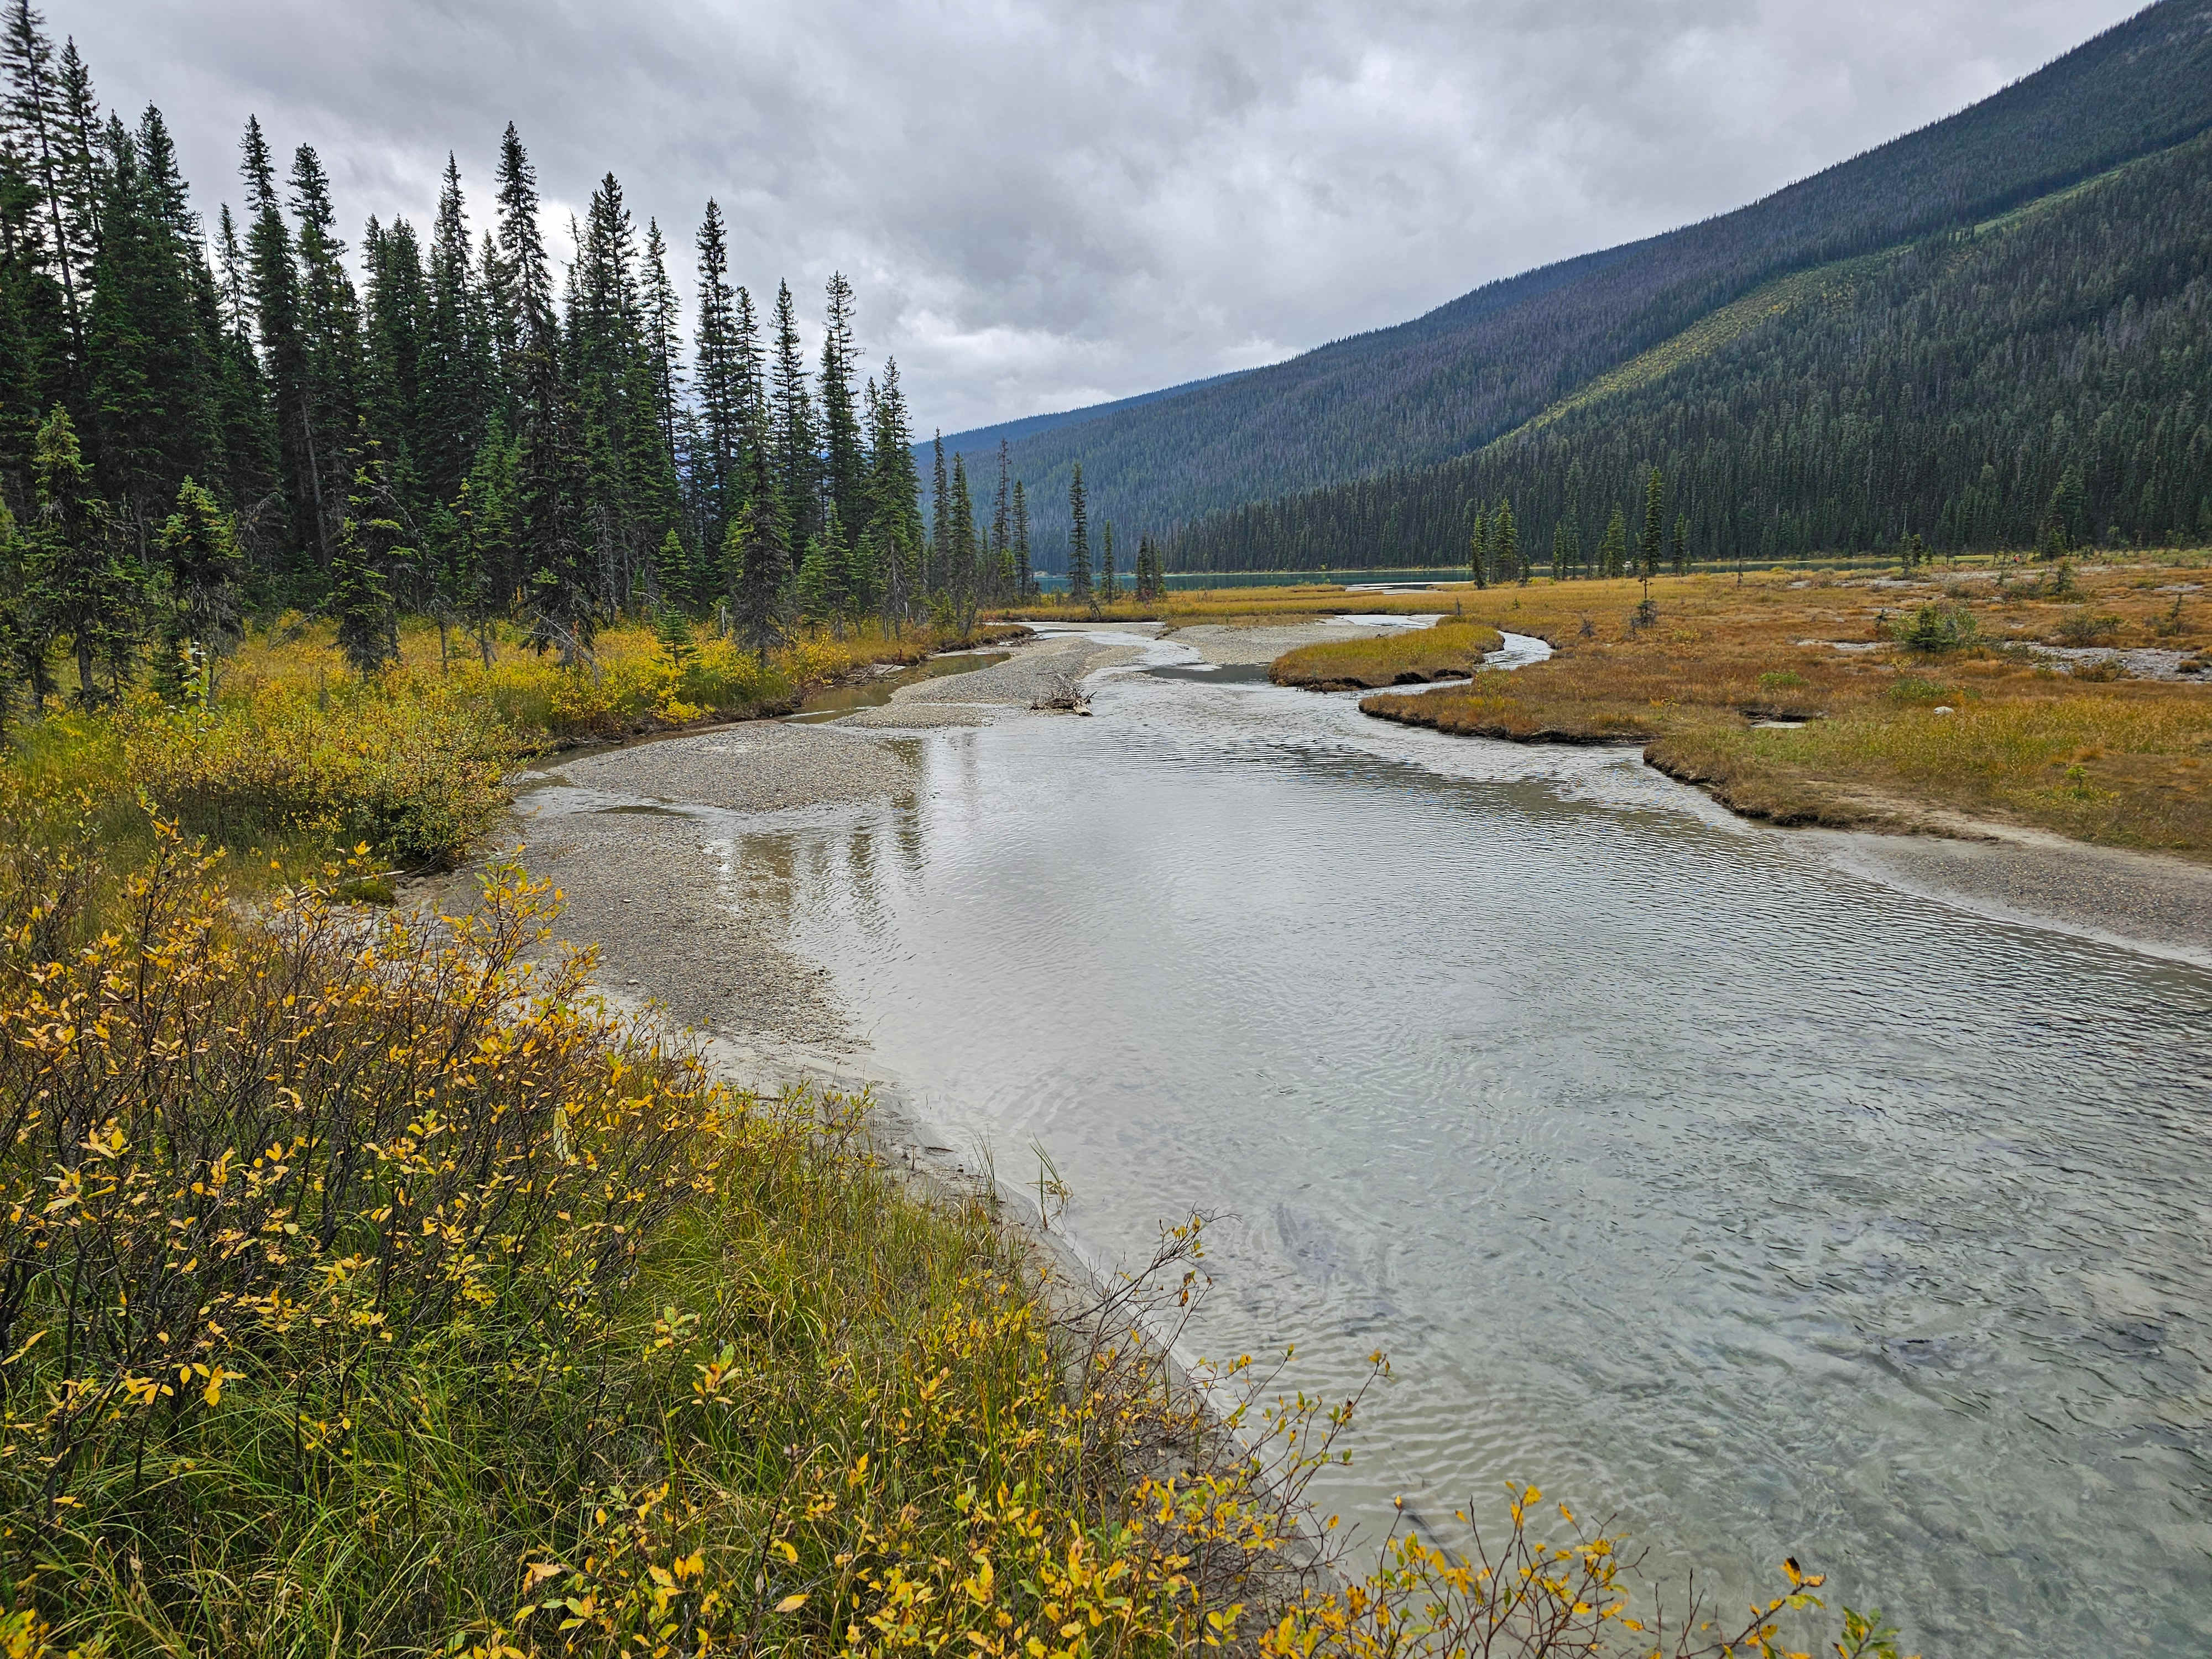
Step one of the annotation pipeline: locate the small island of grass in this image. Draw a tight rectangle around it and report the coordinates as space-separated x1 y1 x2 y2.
1269 617 1504 690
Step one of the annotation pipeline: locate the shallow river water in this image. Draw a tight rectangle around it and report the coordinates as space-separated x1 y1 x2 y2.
735 628 2211 1656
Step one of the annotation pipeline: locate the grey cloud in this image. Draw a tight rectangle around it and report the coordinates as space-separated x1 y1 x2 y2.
62 0 2143 433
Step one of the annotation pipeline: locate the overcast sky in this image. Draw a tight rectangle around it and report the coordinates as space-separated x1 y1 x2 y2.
61 0 2143 436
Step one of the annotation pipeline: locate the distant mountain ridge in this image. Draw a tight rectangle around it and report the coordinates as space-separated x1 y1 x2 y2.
929 0 2212 565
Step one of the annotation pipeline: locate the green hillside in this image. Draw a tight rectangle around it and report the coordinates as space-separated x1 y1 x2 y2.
1167 127 2212 571
937 0 2212 564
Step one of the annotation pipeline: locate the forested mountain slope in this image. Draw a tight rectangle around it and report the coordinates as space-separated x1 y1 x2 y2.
936 0 2212 562
1166 129 2212 571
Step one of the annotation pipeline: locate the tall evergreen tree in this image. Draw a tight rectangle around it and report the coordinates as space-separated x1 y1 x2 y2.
640 217 682 466
947 451 979 632
989 440 1011 599
768 279 816 551
454 418 517 660
1 1 88 361
863 358 923 622
242 116 330 574
688 200 743 563
497 126 593 661
86 111 212 536
726 406 786 659
1010 477 1032 601
494 122 553 347
1099 520 1117 601
1468 504 1490 588
420 153 485 508
329 433 408 674
818 271 864 538
153 474 241 688
1493 499 1520 585
1639 465 1666 581
1599 507 1629 578
1066 461 1091 605
206 202 275 529
24 403 135 703
362 213 429 508
289 143 364 568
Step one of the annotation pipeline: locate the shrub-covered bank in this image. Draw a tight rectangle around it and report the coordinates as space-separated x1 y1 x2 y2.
20 614 1022 872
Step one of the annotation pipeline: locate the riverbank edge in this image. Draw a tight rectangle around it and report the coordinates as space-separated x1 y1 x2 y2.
418 629 1346 1609
1352 673 2212 961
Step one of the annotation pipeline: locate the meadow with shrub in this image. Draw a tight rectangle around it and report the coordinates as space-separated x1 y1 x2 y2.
1357 557 2212 852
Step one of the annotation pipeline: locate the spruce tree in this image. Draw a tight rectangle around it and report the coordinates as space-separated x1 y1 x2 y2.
455 421 517 662
498 127 593 661
689 201 743 561
154 476 241 686
1 1 88 358
289 143 366 568
928 430 949 598
1670 513 1689 576
862 358 923 623
1469 504 1490 588
768 279 816 550
421 154 486 508
1010 477 1032 601
25 404 136 705
818 272 865 536
990 440 1011 600
1066 462 1092 606
1639 465 1665 581
494 123 554 345
796 524 834 636
86 111 214 534
1493 499 1520 585
241 116 319 570
363 213 429 512
1551 519 1573 582
1599 507 1629 579
1100 521 1117 602
330 431 412 675
640 218 683 467
727 412 787 660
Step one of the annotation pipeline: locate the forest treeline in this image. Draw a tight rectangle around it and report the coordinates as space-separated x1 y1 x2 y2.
1165 126 2212 574
0 0 1042 711
938 0 2212 564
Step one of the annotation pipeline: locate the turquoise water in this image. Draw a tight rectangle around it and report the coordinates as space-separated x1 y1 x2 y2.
733 631 2210 1657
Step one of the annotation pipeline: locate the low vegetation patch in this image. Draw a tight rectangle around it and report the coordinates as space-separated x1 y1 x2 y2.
1355 561 2212 852
1270 618 1503 690
11 614 1020 875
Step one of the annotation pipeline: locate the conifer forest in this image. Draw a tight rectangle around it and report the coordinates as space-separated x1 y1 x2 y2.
0 2 1044 711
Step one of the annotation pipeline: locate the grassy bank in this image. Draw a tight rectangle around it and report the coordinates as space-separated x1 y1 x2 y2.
19 614 1022 875
1356 559 2212 853
1270 619 1503 690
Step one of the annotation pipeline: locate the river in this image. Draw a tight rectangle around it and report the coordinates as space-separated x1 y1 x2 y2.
723 625 2211 1656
